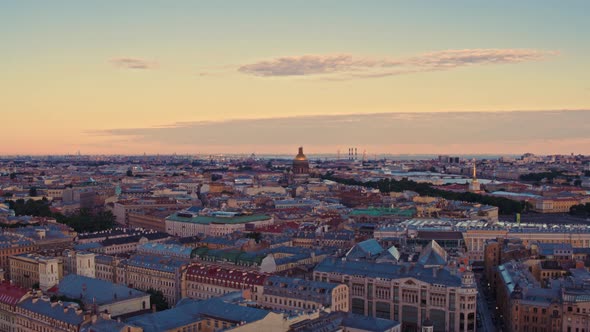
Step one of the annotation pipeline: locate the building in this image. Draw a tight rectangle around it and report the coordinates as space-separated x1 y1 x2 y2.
62 250 96 278
314 259 477 332
94 255 124 284
0 281 29 332
191 247 277 273
9 253 62 291
533 197 586 213
289 311 401 332
48 275 151 317
483 238 529 289
253 276 349 313
184 263 268 300
125 254 189 306
165 210 274 237
14 296 90 332
293 147 310 175
468 161 481 193
0 233 37 279
113 198 191 226
125 297 287 332
136 242 193 259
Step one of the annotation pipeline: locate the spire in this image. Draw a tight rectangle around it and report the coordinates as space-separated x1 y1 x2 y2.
472 159 477 180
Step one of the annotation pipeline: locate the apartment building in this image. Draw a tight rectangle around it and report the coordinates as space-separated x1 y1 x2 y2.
124 254 189 306
14 296 90 332
314 259 477 332
184 263 267 300
0 233 37 278
0 281 29 332
9 253 62 291
253 276 349 313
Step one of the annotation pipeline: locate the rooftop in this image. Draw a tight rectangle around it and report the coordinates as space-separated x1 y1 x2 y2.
315 259 462 287
166 212 272 225
49 275 148 306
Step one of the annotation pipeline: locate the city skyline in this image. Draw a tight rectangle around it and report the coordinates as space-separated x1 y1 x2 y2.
2 1 589 155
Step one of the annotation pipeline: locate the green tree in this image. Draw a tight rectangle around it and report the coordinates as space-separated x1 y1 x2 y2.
146 288 169 311
29 187 38 197
245 232 262 243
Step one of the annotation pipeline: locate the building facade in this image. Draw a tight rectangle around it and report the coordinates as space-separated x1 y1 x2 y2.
314 259 477 332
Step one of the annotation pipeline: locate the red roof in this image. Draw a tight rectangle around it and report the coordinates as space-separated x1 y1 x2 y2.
0 281 28 306
186 264 268 286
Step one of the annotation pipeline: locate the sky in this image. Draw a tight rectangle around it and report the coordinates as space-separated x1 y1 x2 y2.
1 1 589 156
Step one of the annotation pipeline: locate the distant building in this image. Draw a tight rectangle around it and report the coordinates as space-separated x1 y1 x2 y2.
468 161 481 193
293 147 310 175
165 210 273 237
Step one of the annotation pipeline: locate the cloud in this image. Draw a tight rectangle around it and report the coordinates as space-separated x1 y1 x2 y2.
92 110 590 154
238 49 557 79
109 57 157 69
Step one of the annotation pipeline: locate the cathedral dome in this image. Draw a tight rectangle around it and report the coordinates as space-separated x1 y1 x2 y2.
294 147 307 162
292 147 310 175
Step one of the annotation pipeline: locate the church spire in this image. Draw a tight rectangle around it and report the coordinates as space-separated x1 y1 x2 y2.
472 159 477 180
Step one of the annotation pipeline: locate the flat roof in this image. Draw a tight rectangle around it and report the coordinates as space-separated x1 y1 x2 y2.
166 213 271 225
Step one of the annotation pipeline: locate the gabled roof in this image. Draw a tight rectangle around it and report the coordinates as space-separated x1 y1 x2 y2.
417 240 448 267
345 239 384 259
0 281 28 306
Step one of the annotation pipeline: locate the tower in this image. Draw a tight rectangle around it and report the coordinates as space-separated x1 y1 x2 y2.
468 159 481 192
292 147 310 175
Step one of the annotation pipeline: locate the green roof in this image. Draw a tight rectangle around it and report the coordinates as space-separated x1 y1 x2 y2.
167 213 272 225
349 207 415 217
193 248 265 265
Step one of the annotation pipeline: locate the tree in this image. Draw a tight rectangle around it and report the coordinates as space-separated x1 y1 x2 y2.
245 232 262 243
126 169 133 177
9 173 16 180
146 288 169 311
574 179 582 187
29 187 38 197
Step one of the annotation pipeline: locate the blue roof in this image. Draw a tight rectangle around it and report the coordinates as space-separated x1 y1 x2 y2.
315 259 461 287
52 275 148 306
19 298 85 325
127 254 189 273
355 239 384 255
137 242 193 257
126 298 269 332
81 317 130 332
74 242 103 251
342 314 400 332
417 241 447 266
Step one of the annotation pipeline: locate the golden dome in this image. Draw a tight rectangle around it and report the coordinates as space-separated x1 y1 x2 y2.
294 147 307 161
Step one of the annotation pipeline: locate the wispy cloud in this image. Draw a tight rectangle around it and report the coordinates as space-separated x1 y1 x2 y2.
109 57 157 69
92 110 590 154
238 49 558 79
